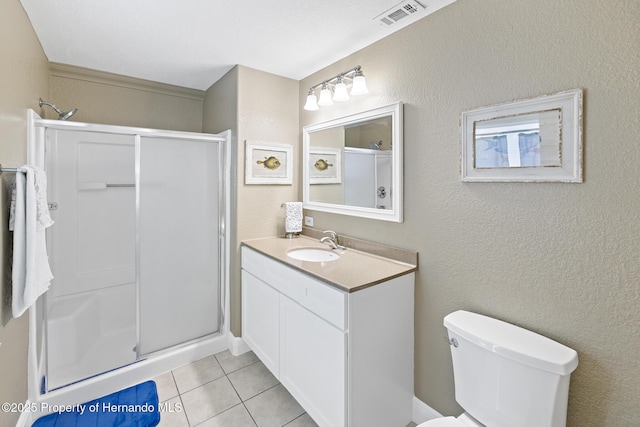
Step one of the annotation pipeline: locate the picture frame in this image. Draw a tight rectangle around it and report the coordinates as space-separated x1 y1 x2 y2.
308 147 342 184
461 89 583 182
245 140 293 185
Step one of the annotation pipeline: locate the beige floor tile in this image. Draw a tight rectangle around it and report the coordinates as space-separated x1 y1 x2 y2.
244 384 305 427
172 355 225 394
196 403 257 427
153 371 179 402
147 351 326 427
157 396 189 427
215 349 259 374
284 413 319 427
227 361 279 401
181 376 242 425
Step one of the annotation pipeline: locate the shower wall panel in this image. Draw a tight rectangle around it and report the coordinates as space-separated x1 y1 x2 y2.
47 130 136 299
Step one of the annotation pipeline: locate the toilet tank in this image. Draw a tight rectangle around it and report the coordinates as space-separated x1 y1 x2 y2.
444 310 578 427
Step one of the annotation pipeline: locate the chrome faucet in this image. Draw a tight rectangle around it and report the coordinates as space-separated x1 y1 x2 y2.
320 230 346 251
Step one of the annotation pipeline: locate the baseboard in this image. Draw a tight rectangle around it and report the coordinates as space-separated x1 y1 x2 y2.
16 407 31 427
227 332 251 356
413 396 443 424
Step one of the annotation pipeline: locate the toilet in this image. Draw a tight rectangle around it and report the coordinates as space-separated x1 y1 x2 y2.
420 310 579 427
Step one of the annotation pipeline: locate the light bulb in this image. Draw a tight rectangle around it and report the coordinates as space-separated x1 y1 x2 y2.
351 74 369 96
318 84 333 106
333 78 349 102
304 93 319 111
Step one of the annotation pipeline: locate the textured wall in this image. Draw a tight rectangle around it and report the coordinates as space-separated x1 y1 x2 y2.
203 67 242 335
204 66 299 336
0 1 50 426
203 67 238 136
49 64 204 132
299 0 640 425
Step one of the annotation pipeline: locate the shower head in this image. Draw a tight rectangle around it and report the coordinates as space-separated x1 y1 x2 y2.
60 108 78 121
39 98 78 121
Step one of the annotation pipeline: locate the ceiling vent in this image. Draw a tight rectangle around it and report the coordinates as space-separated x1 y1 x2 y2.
374 1 427 26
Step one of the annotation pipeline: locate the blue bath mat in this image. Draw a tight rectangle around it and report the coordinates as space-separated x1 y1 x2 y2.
32 380 160 427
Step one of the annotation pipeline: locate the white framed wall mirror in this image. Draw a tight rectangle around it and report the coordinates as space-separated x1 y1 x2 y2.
461 89 583 182
303 102 403 222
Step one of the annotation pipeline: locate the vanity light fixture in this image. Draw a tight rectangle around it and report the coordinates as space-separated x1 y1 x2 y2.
303 66 369 111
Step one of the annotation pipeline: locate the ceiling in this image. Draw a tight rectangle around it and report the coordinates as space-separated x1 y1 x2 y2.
20 0 455 91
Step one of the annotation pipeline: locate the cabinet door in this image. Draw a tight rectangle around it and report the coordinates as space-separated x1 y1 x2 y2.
280 295 347 427
242 270 280 377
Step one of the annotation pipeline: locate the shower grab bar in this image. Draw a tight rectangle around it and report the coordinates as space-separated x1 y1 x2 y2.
2 166 135 189
78 182 135 190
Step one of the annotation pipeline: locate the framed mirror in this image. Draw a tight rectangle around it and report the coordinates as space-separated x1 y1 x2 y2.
461 89 583 182
303 102 403 222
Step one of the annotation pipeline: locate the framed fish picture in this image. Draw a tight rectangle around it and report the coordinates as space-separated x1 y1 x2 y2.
245 140 293 184
309 147 341 184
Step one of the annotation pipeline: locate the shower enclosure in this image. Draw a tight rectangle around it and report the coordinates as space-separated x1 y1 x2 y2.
26 112 230 409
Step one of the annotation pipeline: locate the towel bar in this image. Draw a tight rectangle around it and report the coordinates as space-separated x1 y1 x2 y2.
0 164 26 175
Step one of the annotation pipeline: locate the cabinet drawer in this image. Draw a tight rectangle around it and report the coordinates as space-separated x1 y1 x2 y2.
242 247 346 330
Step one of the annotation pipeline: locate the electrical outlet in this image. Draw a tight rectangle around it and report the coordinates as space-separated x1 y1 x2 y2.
304 216 314 227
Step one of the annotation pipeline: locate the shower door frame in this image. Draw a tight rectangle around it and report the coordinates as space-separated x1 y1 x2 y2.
25 110 232 416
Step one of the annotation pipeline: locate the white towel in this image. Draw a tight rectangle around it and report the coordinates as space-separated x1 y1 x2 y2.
10 165 54 318
284 202 303 233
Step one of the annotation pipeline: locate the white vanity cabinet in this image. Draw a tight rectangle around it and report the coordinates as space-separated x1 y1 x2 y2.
241 245 414 427
241 270 281 376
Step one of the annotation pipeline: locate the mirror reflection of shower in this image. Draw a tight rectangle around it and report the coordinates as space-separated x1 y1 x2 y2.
368 140 383 150
39 98 78 120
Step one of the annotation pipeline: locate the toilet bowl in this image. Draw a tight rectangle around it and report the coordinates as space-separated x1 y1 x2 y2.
419 310 578 427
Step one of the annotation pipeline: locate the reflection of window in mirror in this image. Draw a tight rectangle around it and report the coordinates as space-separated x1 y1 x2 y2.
474 109 561 169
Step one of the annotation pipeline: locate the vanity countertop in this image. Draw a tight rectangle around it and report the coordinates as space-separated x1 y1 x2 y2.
241 235 417 293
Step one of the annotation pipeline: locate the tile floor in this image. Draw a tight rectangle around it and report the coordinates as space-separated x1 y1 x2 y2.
152 350 317 426
152 349 418 427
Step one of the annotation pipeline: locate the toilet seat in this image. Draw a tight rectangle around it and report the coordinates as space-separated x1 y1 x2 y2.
417 417 466 427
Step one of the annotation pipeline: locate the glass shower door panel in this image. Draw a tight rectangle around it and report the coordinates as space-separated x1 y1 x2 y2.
137 136 221 356
45 130 137 390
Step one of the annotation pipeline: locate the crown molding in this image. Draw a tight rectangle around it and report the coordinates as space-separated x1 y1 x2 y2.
49 62 205 101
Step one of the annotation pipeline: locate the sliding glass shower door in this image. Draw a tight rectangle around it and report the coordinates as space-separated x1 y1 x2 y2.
136 136 222 356
44 127 224 390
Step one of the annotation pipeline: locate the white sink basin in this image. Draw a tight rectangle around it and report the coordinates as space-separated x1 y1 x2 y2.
286 247 340 262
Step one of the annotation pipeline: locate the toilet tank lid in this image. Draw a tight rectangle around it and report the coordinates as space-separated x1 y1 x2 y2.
444 310 578 375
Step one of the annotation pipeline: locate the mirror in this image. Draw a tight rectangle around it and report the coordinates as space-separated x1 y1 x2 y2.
303 102 403 222
474 109 561 169
461 89 583 182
